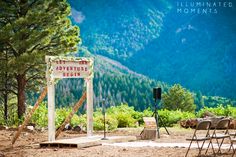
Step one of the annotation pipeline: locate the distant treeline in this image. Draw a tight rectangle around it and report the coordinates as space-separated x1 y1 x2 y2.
27 71 236 112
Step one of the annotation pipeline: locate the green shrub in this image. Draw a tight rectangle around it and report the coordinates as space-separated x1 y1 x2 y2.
137 107 153 125
0 105 4 125
181 112 196 120
227 105 236 118
107 104 138 127
207 105 225 116
116 112 136 127
71 114 86 128
55 107 87 129
5 101 234 130
55 107 72 128
93 115 104 130
93 107 119 130
29 103 87 129
158 109 196 127
197 105 236 118
93 114 118 131
31 102 48 127
0 98 19 126
131 110 143 125
106 115 118 130
158 109 181 127
142 107 153 117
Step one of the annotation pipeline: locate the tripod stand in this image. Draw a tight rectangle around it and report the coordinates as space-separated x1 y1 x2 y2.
153 99 170 138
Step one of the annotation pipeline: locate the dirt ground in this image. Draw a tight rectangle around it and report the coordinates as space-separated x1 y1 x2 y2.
0 127 234 157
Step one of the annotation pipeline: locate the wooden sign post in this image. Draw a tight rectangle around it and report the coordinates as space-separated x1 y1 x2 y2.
45 56 94 142
11 87 48 145
140 117 157 140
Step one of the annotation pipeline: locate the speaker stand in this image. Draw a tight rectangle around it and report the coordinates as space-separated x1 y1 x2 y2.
152 99 170 138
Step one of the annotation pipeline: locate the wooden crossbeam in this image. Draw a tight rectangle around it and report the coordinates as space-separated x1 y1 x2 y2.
11 87 48 145
55 92 86 139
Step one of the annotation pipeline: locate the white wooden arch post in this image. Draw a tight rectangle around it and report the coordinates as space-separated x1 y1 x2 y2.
46 56 94 141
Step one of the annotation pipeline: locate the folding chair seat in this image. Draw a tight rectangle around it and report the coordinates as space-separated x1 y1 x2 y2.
185 120 215 157
230 132 236 137
210 118 231 154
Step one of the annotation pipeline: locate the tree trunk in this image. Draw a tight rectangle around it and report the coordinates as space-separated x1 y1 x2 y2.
4 92 8 122
16 74 26 119
4 69 8 122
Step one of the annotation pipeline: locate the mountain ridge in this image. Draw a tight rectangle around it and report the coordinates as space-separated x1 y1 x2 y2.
68 0 236 99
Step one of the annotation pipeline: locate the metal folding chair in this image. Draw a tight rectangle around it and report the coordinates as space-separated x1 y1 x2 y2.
210 118 231 154
229 131 236 157
230 138 236 157
185 120 215 157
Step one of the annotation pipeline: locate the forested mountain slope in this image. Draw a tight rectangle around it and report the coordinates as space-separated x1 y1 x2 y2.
68 0 236 98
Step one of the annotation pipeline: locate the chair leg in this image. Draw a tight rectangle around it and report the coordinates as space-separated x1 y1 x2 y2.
198 140 206 156
210 140 216 157
229 143 232 152
215 138 222 153
218 138 225 153
205 140 211 154
196 141 202 156
185 140 193 157
231 144 235 157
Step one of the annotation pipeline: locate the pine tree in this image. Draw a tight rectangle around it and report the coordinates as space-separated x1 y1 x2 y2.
0 47 15 122
0 0 80 118
162 84 196 112
195 91 205 111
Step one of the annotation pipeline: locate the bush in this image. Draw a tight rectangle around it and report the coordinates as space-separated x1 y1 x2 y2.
93 114 118 131
71 114 86 128
227 105 236 118
55 107 85 129
116 112 136 127
142 107 153 117
197 104 236 118
55 107 72 128
0 105 4 125
181 111 196 120
158 109 196 127
158 109 181 127
30 103 86 129
106 115 119 130
107 104 138 127
137 107 153 126
31 102 48 127
0 98 19 126
7 101 235 130
93 115 103 130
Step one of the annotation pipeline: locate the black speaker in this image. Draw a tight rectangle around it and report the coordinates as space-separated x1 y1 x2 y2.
153 87 161 100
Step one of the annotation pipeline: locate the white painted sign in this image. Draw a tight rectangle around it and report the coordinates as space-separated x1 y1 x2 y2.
46 56 93 79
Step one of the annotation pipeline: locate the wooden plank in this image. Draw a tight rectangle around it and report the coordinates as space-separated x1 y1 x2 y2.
55 92 86 138
11 87 47 145
40 136 136 148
